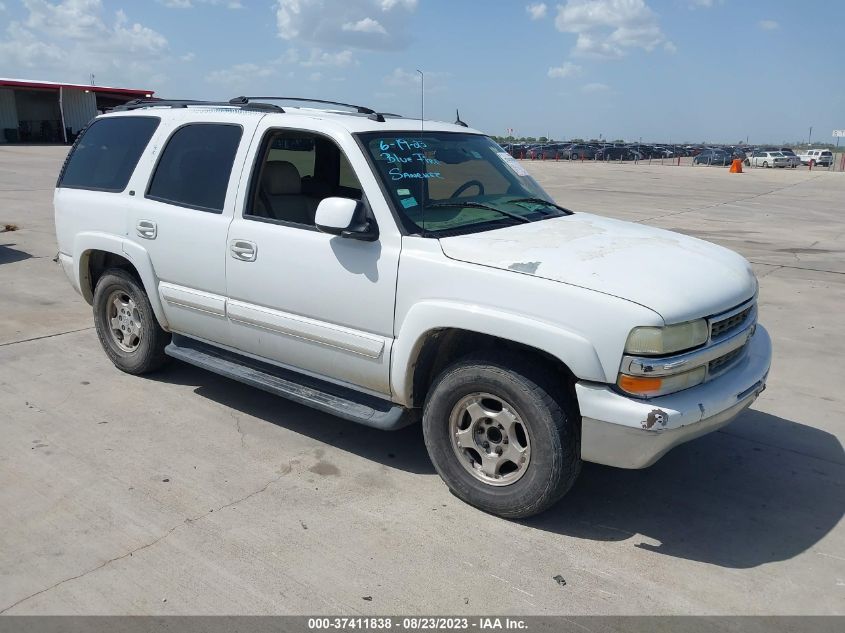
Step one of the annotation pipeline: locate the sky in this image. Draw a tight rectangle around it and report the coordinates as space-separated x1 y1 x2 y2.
0 0 842 144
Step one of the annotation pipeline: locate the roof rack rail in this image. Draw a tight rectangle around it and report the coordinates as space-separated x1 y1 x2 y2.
230 96 378 115
113 98 284 113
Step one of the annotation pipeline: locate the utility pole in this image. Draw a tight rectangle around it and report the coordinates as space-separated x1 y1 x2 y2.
809 126 813 146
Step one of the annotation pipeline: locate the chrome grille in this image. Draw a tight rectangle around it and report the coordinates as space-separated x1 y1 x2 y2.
711 305 753 340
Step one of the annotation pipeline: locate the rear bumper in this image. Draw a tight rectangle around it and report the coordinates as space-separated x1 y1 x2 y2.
577 325 771 469
57 252 81 295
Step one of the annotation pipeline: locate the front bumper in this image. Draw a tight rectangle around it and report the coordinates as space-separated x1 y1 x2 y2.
577 324 771 469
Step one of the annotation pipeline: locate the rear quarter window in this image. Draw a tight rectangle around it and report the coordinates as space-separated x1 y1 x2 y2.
58 116 160 192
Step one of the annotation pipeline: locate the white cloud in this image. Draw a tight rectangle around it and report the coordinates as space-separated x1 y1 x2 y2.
582 82 610 93
526 3 547 20
383 67 449 93
380 0 417 9
0 2 7 11
158 0 244 8
547 61 582 78
342 17 387 34
206 62 275 87
309 71 323 82
181 51 196 62
0 1 168 87
384 67 422 86
275 0 418 50
664 40 677 53
300 48 355 67
758 19 779 31
687 0 713 7
555 0 669 59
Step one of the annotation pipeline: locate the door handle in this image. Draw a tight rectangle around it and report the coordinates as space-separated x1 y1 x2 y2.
136 220 157 239
230 239 257 262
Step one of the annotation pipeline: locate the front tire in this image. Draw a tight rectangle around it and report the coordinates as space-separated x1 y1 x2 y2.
93 268 170 374
422 353 580 518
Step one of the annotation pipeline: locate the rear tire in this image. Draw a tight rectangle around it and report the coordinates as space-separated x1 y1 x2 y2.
93 268 170 375
422 352 581 518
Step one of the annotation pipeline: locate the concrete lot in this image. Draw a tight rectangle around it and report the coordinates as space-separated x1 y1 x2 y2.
1 146 843 615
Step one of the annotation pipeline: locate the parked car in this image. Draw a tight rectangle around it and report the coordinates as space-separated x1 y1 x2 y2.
693 148 732 166
778 149 801 168
560 144 596 160
54 98 770 518
595 146 637 161
729 147 749 163
750 151 789 168
797 149 834 167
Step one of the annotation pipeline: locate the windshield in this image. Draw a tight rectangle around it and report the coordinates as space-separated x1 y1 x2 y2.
358 131 568 236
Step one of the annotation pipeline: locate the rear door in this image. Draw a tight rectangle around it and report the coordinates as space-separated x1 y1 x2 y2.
123 112 262 345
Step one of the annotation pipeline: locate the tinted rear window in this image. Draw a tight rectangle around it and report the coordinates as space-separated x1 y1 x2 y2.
58 117 160 192
146 123 243 213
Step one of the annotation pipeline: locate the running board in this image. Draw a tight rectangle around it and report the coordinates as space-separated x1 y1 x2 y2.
165 335 415 431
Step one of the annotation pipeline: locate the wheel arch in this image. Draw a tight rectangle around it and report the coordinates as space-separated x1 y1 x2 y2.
392 301 606 408
73 233 169 329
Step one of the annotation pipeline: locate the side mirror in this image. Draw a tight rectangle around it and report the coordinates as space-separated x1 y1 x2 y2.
315 197 378 241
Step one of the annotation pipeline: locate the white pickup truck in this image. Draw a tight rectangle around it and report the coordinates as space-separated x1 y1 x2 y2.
54 98 771 517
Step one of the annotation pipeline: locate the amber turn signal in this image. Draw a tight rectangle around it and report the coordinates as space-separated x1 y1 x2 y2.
618 374 663 393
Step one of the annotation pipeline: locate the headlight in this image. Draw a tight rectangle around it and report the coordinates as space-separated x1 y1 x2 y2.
624 319 709 356
618 366 707 398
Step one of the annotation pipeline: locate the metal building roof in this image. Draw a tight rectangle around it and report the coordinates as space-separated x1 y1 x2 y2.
0 78 153 97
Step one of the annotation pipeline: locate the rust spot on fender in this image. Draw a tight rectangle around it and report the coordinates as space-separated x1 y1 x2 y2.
642 409 669 430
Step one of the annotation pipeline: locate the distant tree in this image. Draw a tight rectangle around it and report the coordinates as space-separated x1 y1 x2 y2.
525 136 537 142
538 136 548 142
613 138 624 143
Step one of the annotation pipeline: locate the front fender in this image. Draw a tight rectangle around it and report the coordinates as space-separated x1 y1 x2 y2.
390 300 606 406
72 232 169 329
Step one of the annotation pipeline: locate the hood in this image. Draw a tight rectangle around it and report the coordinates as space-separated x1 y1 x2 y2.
439 213 756 323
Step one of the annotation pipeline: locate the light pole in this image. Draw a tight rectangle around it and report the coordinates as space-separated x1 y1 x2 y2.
416 69 424 122
808 126 813 147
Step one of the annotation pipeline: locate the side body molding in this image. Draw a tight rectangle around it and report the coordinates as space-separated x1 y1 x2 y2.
390 300 606 406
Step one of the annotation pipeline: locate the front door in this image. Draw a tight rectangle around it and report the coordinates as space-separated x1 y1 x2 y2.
224 124 400 396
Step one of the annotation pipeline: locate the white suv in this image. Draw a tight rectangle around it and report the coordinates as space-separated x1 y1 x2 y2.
797 149 834 167
54 98 771 517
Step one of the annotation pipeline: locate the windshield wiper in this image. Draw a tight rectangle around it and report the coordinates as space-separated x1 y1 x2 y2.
425 202 531 224
506 197 572 214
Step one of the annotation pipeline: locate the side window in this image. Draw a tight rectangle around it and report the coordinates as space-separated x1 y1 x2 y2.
267 137 315 177
58 117 159 192
146 123 243 213
246 130 363 227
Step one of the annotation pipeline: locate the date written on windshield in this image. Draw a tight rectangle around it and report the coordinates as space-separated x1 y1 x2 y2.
378 138 428 152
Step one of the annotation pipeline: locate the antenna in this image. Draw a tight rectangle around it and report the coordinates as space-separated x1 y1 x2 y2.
454 109 468 127
416 69 426 232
